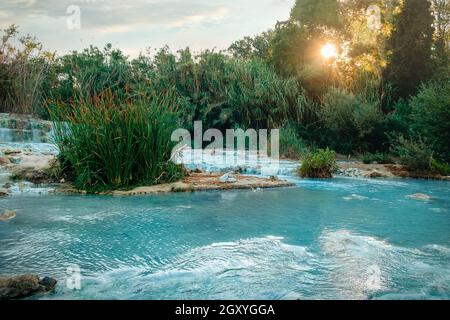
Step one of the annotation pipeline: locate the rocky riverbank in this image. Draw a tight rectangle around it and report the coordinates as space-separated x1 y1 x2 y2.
0 274 57 300
337 162 450 181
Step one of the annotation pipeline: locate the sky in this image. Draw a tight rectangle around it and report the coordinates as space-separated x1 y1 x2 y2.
0 0 295 57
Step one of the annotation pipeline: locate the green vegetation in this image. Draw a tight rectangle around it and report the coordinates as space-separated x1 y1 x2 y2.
299 148 338 178
1 0 450 188
279 124 308 159
362 153 394 165
410 81 450 160
392 136 434 172
51 91 185 192
383 0 435 101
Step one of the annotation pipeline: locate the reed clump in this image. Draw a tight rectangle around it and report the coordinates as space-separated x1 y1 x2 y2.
51 91 185 192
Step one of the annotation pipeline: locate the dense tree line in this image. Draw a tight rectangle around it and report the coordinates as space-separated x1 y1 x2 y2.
1 0 449 172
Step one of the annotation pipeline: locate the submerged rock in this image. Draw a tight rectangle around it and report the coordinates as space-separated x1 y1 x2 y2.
363 170 387 178
0 188 10 197
39 277 58 290
0 157 10 166
407 193 432 201
0 210 16 221
219 172 237 183
0 274 57 300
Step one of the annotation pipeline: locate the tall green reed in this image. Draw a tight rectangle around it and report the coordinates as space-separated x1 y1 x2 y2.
51 90 185 192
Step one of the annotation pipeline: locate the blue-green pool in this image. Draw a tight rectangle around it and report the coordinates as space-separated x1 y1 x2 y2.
0 177 449 300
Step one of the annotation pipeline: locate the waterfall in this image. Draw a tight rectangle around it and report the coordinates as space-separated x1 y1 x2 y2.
0 113 53 144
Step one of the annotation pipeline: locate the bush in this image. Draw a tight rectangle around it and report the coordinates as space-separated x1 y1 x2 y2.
299 148 337 178
321 88 384 154
362 152 394 164
51 91 185 192
431 160 450 176
0 25 54 117
279 124 308 159
410 81 450 161
392 135 434 171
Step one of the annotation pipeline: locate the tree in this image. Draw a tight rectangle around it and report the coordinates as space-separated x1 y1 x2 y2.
290 0 341 30
228 31 274 61
383 0 435 102
431 0 450 65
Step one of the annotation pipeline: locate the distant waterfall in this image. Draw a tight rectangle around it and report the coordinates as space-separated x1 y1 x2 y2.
0 113 53 143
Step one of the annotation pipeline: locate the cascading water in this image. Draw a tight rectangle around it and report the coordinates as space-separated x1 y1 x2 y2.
0 113 54 144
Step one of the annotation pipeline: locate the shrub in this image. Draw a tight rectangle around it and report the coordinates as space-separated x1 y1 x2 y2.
431 160 450 176
51 91 185 192
392 135 434 171
299 148 337 178
362 152 394 164
279 124 308 159
321 88 384 154
0 25 54 117
410 81 450 161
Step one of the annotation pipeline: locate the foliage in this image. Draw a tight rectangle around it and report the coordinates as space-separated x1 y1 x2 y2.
291 0 342 29
392 135 434 171
1 0 449 171
299 148 337 178
228 31 274 61
362 152 394 164
410 81 450 161
225 60 304 129
0 25 55 117
51 91 185 192
431 159 450 176
383 0 435 101
320 88 384 154
279 124 309 159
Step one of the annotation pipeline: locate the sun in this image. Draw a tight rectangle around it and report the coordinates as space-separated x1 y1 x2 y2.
321 43 338 59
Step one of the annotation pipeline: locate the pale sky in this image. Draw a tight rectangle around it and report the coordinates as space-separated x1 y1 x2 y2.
0 0 295 57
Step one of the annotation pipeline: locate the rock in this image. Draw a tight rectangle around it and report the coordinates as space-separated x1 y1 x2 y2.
0 188 10 197
219 172 237 183
0 210 16 221
364 170 384 178
4 149 21 156
0 274 57 300
38 277 57 291
407 193 432 201
11 168 52 184
0 157 10 166
9 157 22 165
2 182 12 189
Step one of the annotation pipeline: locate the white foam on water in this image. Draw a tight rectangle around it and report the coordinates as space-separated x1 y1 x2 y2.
342 194 370 201
50 236 318 300
318 230 450 300
31 231 450 300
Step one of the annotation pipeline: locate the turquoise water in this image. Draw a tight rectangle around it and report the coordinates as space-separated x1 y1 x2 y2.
0 177 449 300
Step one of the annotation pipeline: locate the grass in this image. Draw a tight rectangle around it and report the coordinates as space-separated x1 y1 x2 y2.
362 152 394 164
51 91 185 192
299 148 338 178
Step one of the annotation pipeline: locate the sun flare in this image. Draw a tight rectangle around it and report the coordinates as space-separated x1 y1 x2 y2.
321 43 338 59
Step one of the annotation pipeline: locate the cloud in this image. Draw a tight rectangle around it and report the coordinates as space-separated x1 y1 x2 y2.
0 0 295 56
0 0 231 32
